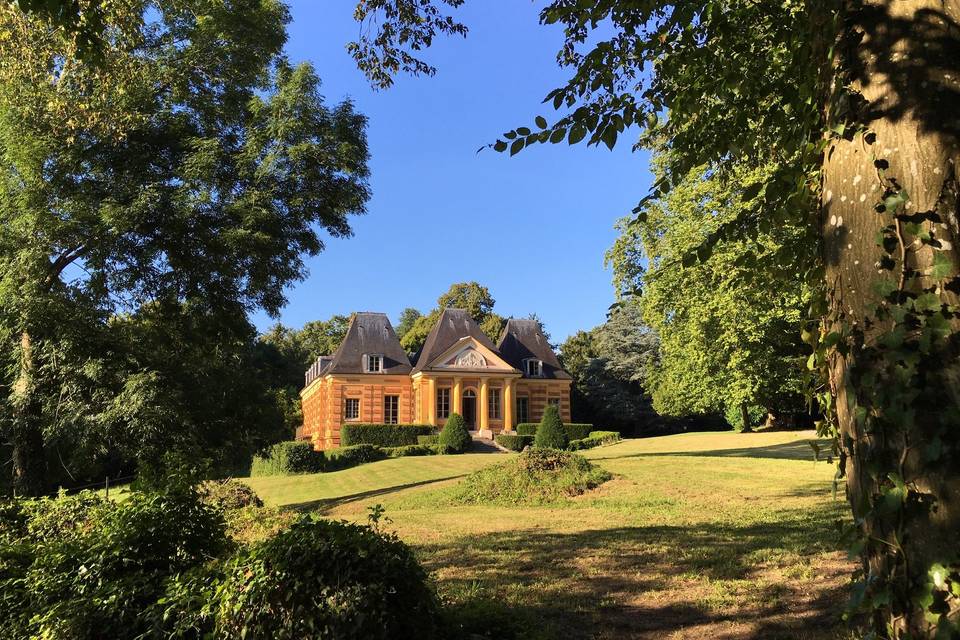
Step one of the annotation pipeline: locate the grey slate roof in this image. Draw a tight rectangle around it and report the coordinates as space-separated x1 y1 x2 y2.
325 312 412 376
497 318 572 379
412 308 501 373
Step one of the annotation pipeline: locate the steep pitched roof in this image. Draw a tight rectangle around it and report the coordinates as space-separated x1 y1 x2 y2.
324 312 412 376
412 308 499 372
497 318 571 379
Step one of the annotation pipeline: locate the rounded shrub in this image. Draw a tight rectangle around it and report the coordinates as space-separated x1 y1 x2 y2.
216 517 439 639
534 404 568 450
197 479 264 511
438 413 471 453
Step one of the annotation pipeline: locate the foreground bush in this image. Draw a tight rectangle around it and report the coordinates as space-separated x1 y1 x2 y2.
1 488 228 640
568 431 622 451
340 423 434 447
417 434 440 445
324 443 388 470
495 434 534 451
197 479 264 510
439 413 471 453
214 517 439 639
385 444 436 458
251 441 324 476
450 449 610 505
534 405 569 449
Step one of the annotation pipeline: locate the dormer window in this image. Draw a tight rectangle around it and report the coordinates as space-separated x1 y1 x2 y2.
524 359 543 377
364 354 384 373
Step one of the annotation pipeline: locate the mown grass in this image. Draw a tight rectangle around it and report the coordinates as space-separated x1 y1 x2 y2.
240 431 857 639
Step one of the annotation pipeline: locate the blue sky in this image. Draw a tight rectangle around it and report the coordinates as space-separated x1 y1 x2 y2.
252 1 652 343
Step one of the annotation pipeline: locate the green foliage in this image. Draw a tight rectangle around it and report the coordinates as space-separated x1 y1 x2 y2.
384 444 437 458
251 441 324 477
340 423 435 447
395 307 422 341
2 488 228 639
515 423 538 436
449 449 610 505
516 422 595 441
494 434 534 452
213 517 439 639
399 282 505 352
197 479 264 511
324 444 388 471
559 305 660 434
416 434 440 446
568 431 621 451
0 2 371 494
533 405 568 450
438 413 471 453
723 403 767 432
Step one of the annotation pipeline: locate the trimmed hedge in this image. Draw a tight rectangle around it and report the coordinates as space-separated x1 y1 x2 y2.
384 444 435 458
416 434 440 446
340 424 434 447
516 423 595 440
251 442 324 476
495 434 534 452
568 431 622 451
324 444 387 471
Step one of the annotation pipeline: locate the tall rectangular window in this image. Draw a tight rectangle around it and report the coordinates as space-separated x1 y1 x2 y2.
517 397 529 423
488 388 501 419
436 388 450 419
344 397 360 421
384 395 399 424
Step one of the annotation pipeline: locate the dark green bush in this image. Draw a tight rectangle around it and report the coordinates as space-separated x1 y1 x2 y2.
215 517 439 639
439 413 471 453
517 422 594 440
417 434 440 446
340 423 434 447
534 405 569 450
449 449 610 505
568 431 621 451
250 441 324 476
495 434 534 452
384 444 436 458
197 479 264 510
4 488 228 640
324 444 387 471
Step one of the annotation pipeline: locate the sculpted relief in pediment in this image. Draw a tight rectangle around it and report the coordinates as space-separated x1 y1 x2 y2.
454 349 487 369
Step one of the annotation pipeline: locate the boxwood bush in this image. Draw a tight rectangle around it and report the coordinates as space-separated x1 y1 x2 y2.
384 444 436 458
439 413 471 453
251 441 324 476
534 405 568 450
340 423 434 447
516 422 594 440
416 434 440 445
568 431 621 451
214 517 439 639
495 434 534 452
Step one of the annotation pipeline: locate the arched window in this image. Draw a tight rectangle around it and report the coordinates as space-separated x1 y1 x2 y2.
463 389 477 398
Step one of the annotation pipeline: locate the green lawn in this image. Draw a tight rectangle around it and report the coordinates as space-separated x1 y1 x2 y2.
241 431 856 640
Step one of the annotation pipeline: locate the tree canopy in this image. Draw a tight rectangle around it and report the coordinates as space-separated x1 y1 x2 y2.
399 282 505 353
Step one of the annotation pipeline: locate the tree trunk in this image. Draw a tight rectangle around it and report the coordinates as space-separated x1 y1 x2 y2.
10 330 47 496
740 402 753 432
822 0 960 634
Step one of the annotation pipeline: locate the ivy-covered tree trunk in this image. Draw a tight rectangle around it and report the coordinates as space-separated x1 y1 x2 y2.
822 0 960 634
10 329 47 496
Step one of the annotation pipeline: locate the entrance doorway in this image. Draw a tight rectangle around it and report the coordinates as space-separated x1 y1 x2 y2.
462 389 477 429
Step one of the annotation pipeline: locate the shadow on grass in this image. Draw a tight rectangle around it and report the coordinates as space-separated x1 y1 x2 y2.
420 499 855 640
286 474 470 513
591 439 832 463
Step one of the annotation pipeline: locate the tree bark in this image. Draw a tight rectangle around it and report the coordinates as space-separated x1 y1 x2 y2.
740 402 753 432
10 330 47 496
822 0 960 634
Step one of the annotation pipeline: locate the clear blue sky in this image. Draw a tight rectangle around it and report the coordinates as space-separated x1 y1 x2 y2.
251 1 652 343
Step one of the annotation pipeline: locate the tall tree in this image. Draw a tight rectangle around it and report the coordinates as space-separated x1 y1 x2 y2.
400 282 504 352
0 1 370 495
351 0 960 634
395 307 421 341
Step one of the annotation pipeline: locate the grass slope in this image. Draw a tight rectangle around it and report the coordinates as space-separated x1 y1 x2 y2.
241 431 855 639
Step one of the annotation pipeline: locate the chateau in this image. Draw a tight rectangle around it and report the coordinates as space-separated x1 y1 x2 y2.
299 309 572 449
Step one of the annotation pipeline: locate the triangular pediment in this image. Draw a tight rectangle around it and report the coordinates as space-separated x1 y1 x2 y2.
427 337 518 372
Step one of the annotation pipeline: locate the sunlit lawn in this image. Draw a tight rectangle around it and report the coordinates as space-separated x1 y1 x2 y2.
242 431 856 640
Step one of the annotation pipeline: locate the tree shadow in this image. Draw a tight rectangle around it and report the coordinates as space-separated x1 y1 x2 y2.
591 440 831 462
417 500 856 639
285 474 470 512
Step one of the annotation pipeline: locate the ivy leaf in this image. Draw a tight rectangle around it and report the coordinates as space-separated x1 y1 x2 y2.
931 251 953 280
930 563 948 589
